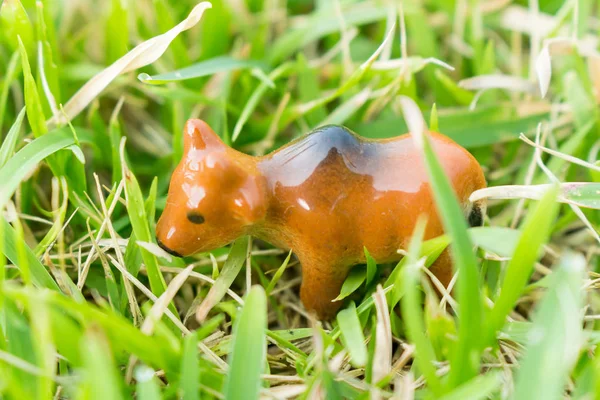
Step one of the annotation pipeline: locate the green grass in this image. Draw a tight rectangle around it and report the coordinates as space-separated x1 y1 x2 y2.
1 0 600 399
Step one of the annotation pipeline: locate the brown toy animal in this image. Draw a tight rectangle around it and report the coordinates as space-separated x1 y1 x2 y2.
156 119 486 319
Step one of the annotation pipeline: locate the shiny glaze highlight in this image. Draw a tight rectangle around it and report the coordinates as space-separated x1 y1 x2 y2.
157 120 486 319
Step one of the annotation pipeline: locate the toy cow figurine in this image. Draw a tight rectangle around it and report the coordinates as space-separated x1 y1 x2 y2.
156 119 486 319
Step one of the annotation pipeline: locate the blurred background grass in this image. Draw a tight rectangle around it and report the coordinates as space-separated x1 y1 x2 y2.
1 0 600 398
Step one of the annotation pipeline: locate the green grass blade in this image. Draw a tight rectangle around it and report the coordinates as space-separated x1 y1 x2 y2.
120 140 175 316
17 36 47 138
317 88 371 127
268 2 392 63
513 252 586 399
179 333 200 400
0 128 76 210
400 96 483 387
429 103 439 131
108 104 123 183
12 216 31 287
0 212 4 285
385 235 450 310
356 107 546 148
434 70 475 106
281 27 394 131
223 285 267 400
4 286 179 373
297 54 326 126
138 56 265 85
336 301 367 368
423 136 483 387
195 236 249 321
35 1 61 109
0 106 26 168
198 0 231 60
47 307 83 367
81 329 124 400
468 227 520 258
563 70 598 129
1 219 60 291
333 267 366 301
438 372 502 400
28 301 54 400
105 0 129 64
232 62 293 142
195 315 226 342
1 298 38 398
34 179 68 257
364 247 377 286
151 0 190 68
401 217 444 396
0 0 34 54
135 365 163 400
559 183 600 209
144 177 158 233
265 250 292 295
0 51 21 133
484 187 560 346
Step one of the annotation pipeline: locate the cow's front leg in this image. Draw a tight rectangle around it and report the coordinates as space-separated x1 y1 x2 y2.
298 255 351 320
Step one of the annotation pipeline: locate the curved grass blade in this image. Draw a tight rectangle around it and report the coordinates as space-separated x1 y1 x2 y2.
0 128 76 211
223 285 267 400
47 2 212 126
138 56 265 85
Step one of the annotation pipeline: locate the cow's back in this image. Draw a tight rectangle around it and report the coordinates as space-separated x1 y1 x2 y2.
256 127 485 263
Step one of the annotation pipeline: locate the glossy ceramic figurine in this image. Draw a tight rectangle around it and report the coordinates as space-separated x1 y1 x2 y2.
157 119 486 319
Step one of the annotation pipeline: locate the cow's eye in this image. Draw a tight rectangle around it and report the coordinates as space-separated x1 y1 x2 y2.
187 212 205 224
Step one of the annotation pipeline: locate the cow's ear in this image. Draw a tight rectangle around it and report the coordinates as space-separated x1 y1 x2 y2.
183 119 224 152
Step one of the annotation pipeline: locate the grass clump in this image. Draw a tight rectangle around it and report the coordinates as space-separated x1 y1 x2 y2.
1 0 600 399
